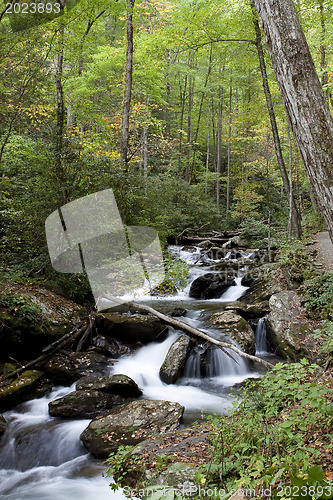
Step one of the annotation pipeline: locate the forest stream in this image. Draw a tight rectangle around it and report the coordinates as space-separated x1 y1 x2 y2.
0 245 277 499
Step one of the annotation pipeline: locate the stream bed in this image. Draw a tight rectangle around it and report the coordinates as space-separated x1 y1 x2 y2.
0 245 273 499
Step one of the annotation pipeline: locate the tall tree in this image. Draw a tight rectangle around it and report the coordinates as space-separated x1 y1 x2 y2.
120 0 135 167
254 0 333 243
251 2 302 238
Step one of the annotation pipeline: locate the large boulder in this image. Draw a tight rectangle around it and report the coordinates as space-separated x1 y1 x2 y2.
159 335 192 384
96 313 167 344
266 291 316 361
44 350 111 385
80 399 184 458
189 273 236 300
210 311 255 355
0 370 44 411
240 264 285 304
76 374 142 397
0 287 84 360
48 390 132 419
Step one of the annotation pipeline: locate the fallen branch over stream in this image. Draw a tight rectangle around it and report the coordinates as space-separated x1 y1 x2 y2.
102 295 274 369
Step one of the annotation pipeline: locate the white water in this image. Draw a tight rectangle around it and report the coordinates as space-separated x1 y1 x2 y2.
0 386 128 500
0 244 263 498
255 317 269 355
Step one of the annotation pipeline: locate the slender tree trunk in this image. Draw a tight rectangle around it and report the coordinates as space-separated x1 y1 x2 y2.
178 75 187 175
190 44 213 179
55 26 65 200
185 72 194 182
216 87 223 210
143 127 148 179
254 0 333 243
251 3 302 238
226 79 232 219
205 100 211 195
120 0 135 167
318 0 330 105
287 125 293 239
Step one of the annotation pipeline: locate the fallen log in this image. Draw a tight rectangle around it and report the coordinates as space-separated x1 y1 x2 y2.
101 295 274 369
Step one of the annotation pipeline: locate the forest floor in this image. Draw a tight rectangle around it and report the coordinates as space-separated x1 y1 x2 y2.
312 231 333 270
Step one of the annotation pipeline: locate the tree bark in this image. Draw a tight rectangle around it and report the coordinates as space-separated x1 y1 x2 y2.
226 79 232 219
253 0 333 244
251 3 302 239
55 26 65 185
216 87 223 210
120 0 135 167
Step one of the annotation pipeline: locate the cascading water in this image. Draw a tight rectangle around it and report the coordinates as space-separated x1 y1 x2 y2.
255 317 269 355
0 243 264 498
0 386 127 500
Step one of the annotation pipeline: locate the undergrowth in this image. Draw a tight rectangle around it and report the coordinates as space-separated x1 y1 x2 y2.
198 360 333 499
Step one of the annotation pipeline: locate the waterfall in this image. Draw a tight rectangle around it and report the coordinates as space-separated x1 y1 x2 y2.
0 386 127 499
255 318 268 355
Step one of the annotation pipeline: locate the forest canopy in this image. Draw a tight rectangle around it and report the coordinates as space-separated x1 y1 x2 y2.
0 0 332 273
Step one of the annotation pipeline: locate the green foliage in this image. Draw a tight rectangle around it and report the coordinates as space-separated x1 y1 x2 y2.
313 321 333 358
106 445 139 492
199 360 333 497
278 239 314 282
152 251 189 295
303 273 333 320
0 291 43 323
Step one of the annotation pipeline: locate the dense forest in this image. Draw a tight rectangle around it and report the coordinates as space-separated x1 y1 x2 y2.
1 0 333 499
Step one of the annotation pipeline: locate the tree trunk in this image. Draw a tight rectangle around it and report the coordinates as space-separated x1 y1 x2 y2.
216 87 223 210
120 0 135 167
253 0 333 244
185 73 194 182
205 100 211 195
226 79 232 219
251 3 302 239
55 27 64 179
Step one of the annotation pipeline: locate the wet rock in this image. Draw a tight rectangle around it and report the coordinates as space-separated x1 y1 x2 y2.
225 300 270 319
240 263 285 303
48 390 132 419
0 416 6 436
159 335 192 384
45 350 111 385
0 370 44 411
80 399 184 458
266 291 315 361
170 308 187 318
197 240 213 249
241 273 254 287
76 374 142 397
96 313 167 344
211 311 255 355
189 273 236 300
92 334 134 358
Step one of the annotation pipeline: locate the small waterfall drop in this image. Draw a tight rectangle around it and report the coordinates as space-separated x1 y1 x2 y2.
255 317 268 355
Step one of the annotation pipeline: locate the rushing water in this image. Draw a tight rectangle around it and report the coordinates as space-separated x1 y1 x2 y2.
0 244 263 499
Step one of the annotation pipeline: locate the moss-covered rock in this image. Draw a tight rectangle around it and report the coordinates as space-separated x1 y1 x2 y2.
80 399 184 458
266 291 316 361
210 311 255 355
0 370 44 411
96 313 167 344
0 415 7 436
0 286 84 360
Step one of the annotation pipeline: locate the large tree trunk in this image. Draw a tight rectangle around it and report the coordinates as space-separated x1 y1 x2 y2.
120 0 135 167
251 3 302 238
253 0 333 244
